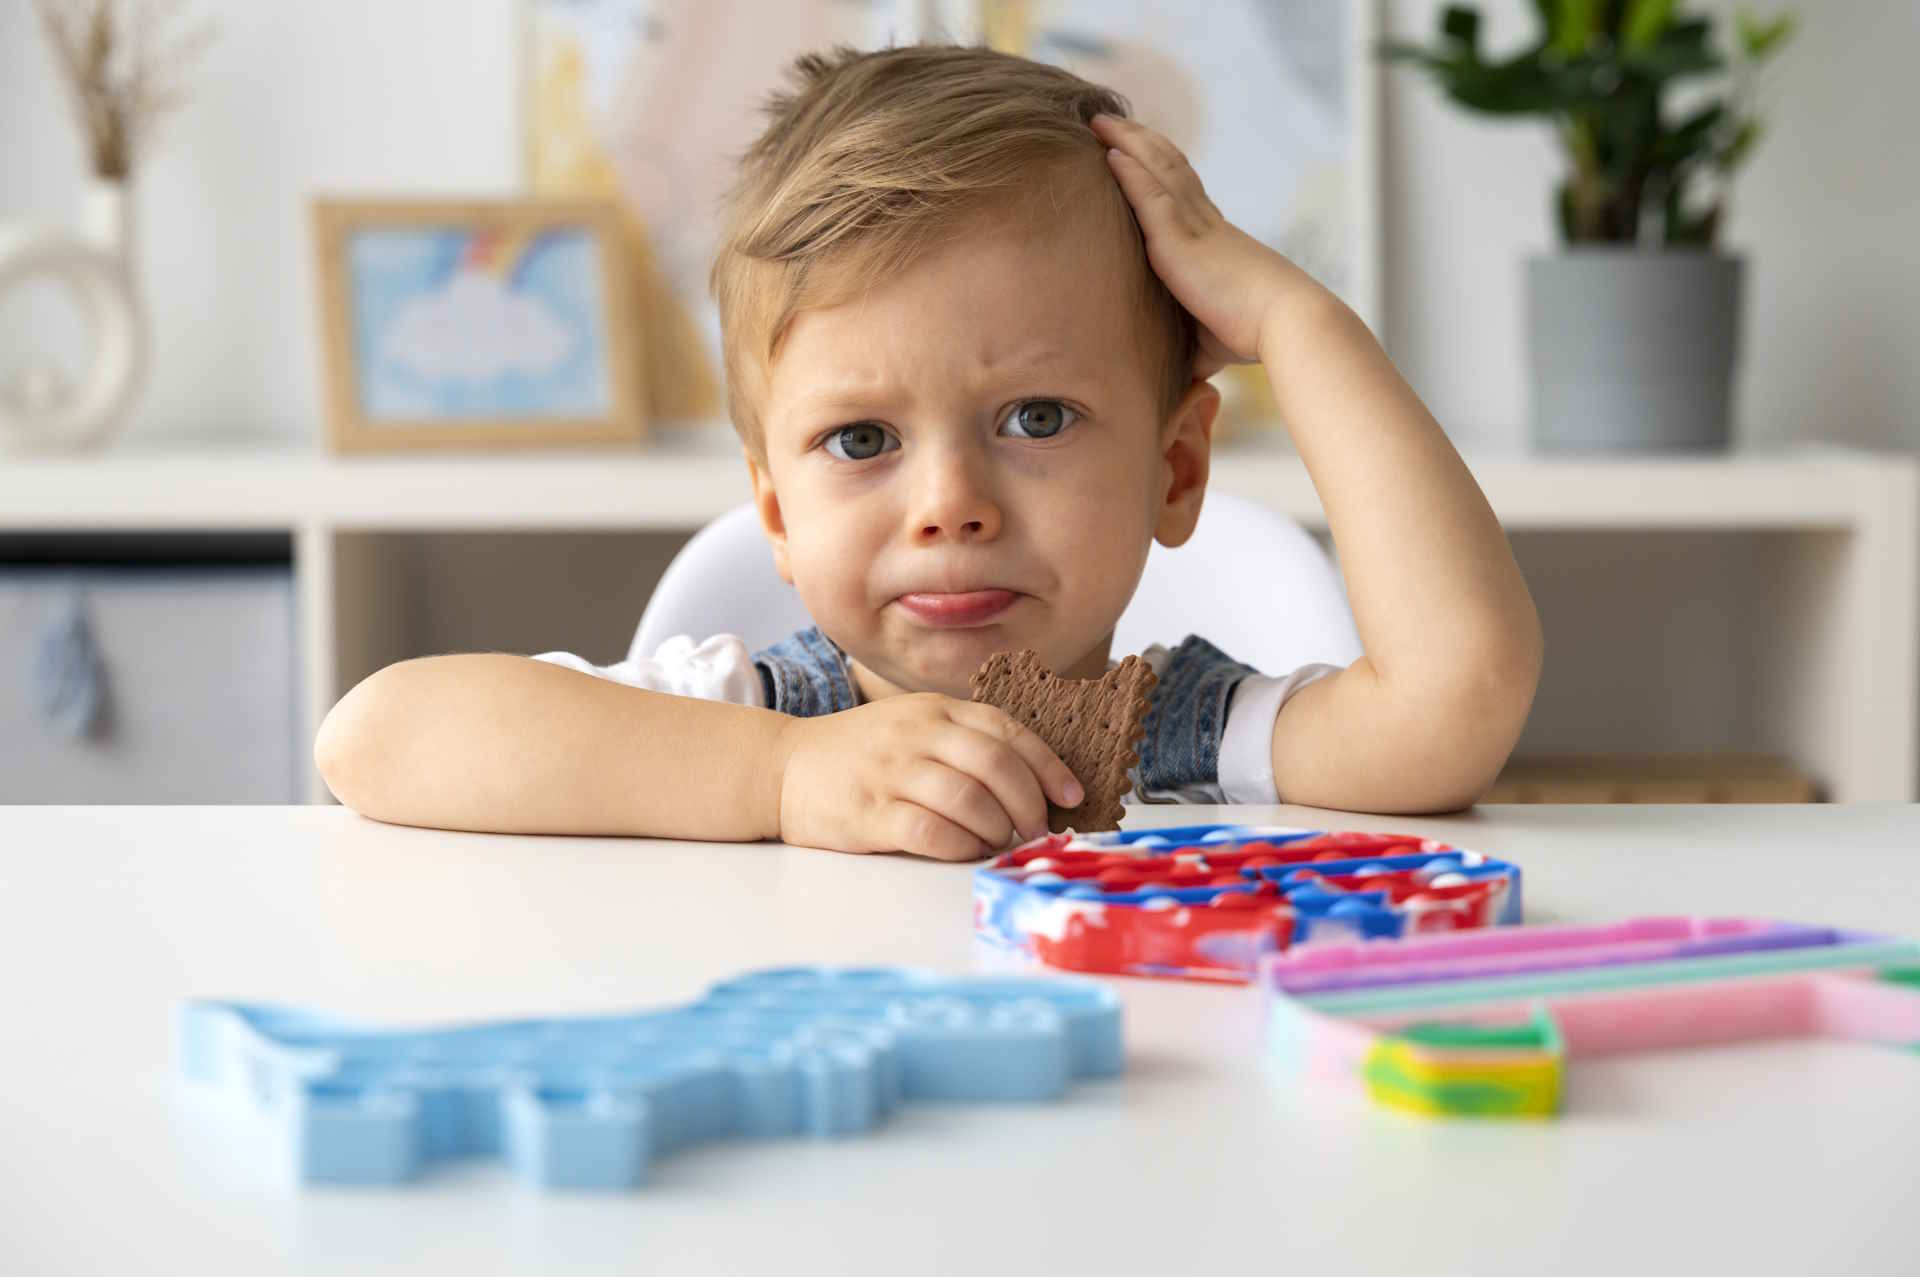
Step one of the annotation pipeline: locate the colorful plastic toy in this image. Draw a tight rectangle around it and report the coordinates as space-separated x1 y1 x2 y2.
973 823 1522 982
177 966 1122 1189
1261 916 1920 1118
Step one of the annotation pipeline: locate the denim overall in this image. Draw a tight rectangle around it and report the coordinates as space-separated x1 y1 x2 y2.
750 626 1259 802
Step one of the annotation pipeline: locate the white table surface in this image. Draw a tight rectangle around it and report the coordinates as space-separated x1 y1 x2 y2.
3 802 1918 1276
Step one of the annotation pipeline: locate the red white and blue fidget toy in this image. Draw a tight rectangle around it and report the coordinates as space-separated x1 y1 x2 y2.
974 823 1523 982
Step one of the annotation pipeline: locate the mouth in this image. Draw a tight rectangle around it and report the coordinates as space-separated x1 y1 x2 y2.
896 589 1020 627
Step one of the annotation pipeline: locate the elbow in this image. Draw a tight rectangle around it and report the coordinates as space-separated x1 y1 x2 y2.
313 667 398 814
1421 630 1544 811
1374 625 1541 814
311 702 354 806
1471 617 1545 740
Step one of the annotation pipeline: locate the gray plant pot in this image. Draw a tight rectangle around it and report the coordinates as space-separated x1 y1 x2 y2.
1524 249 1745 453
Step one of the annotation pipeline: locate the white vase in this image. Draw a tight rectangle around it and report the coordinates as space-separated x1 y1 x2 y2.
83 174 137 262
0 175 148 450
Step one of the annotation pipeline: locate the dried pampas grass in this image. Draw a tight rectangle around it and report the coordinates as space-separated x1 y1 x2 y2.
34 0 216 179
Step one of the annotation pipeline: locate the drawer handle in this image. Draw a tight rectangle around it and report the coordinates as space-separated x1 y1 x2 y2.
34 597 106 740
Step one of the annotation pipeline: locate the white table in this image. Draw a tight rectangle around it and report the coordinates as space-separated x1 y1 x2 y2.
3 803 1917 1275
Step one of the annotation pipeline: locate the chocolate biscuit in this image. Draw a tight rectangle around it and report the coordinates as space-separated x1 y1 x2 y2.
969 649 1157 833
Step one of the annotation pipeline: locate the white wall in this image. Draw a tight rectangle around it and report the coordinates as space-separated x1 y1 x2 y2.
2 0 1915 449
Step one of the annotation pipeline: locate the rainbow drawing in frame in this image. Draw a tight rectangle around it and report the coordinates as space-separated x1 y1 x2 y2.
973 824 1523 983
312 197 644 452
1261 916 1920 1119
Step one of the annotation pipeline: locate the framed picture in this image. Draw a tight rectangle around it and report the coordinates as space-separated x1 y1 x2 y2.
518 0 1379 444
312 198 645 452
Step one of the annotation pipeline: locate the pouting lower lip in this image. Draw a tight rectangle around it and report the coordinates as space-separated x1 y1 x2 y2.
896 590 1019 625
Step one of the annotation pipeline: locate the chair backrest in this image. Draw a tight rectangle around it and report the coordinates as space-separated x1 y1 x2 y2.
631 492 1363 675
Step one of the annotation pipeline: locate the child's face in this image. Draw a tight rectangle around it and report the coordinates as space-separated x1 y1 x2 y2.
745 206 1216 703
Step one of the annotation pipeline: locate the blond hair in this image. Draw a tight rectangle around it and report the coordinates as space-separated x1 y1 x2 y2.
709 43 1196 464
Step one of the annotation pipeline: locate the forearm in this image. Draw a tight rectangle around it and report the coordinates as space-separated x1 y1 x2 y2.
313 654 790 839
1256 274 1543 700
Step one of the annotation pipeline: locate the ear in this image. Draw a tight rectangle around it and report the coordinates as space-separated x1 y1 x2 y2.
745 449 797 586
1152 378 1221 549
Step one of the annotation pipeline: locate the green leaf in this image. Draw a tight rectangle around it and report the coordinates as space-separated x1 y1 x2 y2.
1646 102 1725 166
1663 175 1721 246
1672 102 1727 139
1530 0 1557 41
1435 53 1570 113
1552 0 1598 57
1623 20 1724 81
1737 9 1798 60
1622 0 1675 51
1442 5 1482 55
1670 209 1720 247
1718 117 1764 170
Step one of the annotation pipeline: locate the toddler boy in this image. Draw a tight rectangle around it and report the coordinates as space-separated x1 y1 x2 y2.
315 44 1543 858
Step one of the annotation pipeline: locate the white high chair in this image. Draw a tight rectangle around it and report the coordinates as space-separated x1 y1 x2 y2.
630 491 1364 676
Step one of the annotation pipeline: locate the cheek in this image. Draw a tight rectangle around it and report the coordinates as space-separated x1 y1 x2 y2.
1034 478 1152 590
781 494 883 605
1044 439 1159 536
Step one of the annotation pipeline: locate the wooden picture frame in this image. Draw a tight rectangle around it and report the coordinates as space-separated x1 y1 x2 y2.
313 197 645 452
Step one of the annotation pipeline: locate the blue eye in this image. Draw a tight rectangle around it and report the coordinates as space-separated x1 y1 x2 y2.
1003 399 1077 440
820 402 1077 460
823 422 897 462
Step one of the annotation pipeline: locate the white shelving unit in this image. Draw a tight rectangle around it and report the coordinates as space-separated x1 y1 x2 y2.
3 429 1913 804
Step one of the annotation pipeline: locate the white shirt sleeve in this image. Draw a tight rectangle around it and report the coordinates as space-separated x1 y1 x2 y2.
530 634 766 707
1214 662 1344 804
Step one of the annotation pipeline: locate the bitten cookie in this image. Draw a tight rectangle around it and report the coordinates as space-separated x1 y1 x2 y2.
969 649 1158 834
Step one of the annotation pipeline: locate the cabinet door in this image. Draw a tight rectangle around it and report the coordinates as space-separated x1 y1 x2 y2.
0 568 297 802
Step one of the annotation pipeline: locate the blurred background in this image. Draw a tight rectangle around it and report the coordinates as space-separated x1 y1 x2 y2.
1 0 1914 807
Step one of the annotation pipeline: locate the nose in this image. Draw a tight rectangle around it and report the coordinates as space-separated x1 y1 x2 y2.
909 446 1003 544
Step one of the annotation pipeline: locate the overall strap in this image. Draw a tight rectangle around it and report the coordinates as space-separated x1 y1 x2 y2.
1133 635 1259 793
751 626 861 717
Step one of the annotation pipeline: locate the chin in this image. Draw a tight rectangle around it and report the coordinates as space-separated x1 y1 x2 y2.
905 643 1008 696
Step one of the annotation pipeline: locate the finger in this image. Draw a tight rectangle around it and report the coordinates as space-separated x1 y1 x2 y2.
895 757 1019 850
1091 113 1198 193
883 797 995 862
918 730 1040 846
945 701 1084 822
1104 146 1175 219
1089 110 1168 155
1094 117 1222 241
1120 154 1226 249
945 701 1082 817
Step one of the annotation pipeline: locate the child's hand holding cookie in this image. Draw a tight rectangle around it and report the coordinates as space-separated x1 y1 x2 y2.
769 694 1084 861
1089 112 1328 382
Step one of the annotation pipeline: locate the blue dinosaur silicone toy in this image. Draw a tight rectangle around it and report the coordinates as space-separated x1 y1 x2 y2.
178 966 1122 1189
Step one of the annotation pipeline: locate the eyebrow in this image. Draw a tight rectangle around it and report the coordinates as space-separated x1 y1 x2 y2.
784 351 1088 421
785 386 896 418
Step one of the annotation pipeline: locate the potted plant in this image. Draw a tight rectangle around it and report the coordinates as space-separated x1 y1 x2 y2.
1382 3 1796 452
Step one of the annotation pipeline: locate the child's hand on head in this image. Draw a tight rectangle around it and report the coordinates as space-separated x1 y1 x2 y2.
1089 112 1321 382
770 695 1084 861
